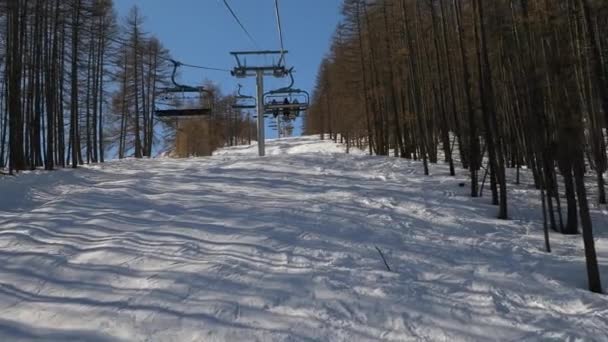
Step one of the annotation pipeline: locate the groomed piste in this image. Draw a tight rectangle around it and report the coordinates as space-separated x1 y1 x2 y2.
0 136 606 341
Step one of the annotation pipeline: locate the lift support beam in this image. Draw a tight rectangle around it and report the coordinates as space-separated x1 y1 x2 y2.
230 50 289 157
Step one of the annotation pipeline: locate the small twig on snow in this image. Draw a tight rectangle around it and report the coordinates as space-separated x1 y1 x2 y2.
375 245 392 272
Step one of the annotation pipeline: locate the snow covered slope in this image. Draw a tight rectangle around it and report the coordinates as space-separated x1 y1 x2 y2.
0 136 606 341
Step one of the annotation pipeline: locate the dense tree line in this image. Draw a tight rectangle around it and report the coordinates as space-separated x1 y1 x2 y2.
1 0 115 171
306 0 607 293
0 0 250 172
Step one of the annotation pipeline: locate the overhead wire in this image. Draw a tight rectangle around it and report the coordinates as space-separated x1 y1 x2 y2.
274 0 287 66
107 34 231 72
63 19 231 73
219 0 260 49
180 62 231 72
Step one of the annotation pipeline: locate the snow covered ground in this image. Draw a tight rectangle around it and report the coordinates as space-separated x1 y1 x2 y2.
0 136 606 341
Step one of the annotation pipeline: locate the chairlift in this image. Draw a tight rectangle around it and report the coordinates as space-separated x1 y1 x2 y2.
264 69 309 118
232 84 257 110
155 60 213 118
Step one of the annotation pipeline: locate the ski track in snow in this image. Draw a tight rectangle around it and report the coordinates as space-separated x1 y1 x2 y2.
0 136 607 341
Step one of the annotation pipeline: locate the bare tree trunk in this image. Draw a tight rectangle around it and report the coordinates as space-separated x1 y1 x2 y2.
454 0 479 196
572 142 603 293
69 0 81 168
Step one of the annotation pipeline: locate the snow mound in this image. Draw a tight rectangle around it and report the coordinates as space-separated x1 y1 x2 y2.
0 136 606 341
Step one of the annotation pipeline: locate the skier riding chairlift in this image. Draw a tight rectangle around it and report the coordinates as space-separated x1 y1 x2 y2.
292 99 300 117
283 98 291 117
271 99 280 118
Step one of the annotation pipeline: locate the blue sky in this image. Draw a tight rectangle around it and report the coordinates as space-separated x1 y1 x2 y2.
114 0 342 138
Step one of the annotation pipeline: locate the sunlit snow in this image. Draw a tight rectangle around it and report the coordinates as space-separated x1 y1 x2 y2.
0 136 606 341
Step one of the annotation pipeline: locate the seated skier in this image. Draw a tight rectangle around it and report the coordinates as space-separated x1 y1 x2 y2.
271 99 280 118
283 98 291 118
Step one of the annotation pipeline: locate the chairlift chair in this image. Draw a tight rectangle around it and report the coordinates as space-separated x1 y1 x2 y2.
155 60 214 118
231 84 257 110
263 69 310 118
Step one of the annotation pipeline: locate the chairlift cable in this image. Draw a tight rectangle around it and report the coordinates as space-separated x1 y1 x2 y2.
274 0 287 65
180 62 231 72
220 0 260 49
64 20 231 73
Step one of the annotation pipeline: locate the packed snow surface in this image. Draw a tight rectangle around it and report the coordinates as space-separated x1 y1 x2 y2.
0 136 607 341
